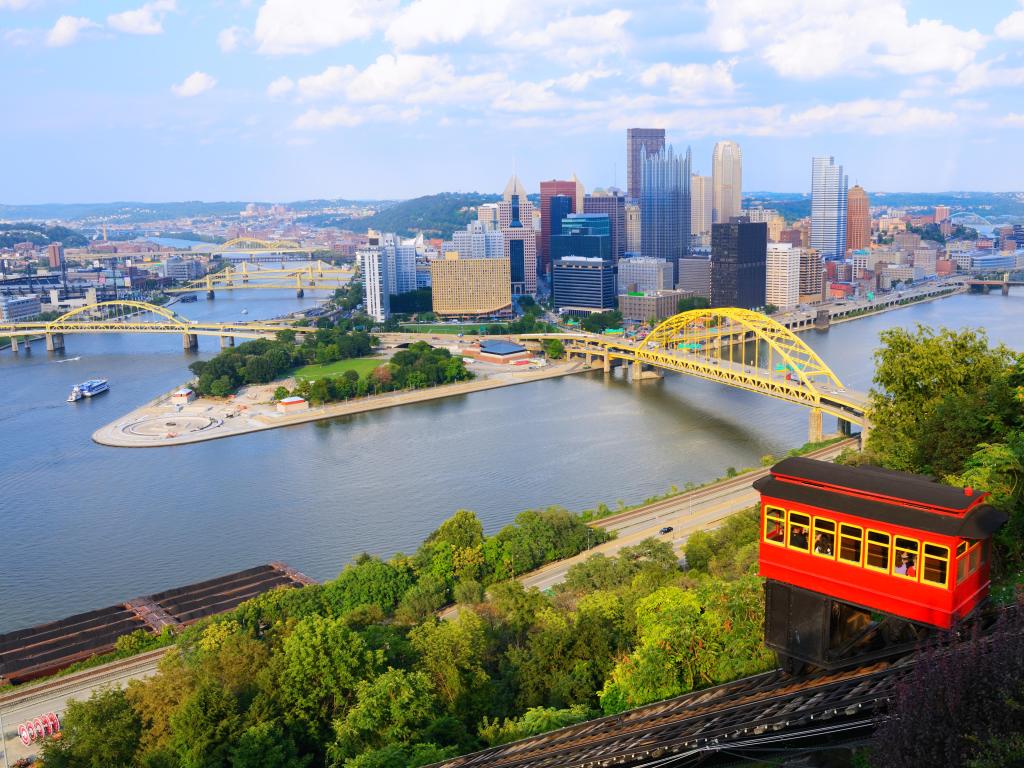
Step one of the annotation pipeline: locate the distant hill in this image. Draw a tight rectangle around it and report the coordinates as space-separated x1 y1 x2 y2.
0 223 89 248
745 191 1024 223
298 192 507 239
0 199 386 223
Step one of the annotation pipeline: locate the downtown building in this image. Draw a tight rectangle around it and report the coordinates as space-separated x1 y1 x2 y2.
691 174 712 247
710 219 767 309
430 253 512 319
712 141 742 224
626 128 665 200
846 185 871 252
799 249 827 303
360 236 391 322
618 256 674 293
583 190 626 263
625 202 641 254
449 220 504 260
498 175 537 295
552 257 616 316
765 242 801 310
678 255 712 300
640 144 692 283
539 179 578 275
811 156 848 260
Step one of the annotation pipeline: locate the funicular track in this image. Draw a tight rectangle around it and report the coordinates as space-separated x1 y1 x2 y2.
433 608 1019 768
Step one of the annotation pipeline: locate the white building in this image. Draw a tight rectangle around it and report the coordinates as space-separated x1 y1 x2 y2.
450 221 504 260
810 156 848 260
913 246 938 276
0 294 41 321
744 207 779 224
360 242 390 321
164 258 205 281
677 257 712 299
617 256 673 293
712 141 742 224
690 174 712 246
765 243 800 310
625 202 641 254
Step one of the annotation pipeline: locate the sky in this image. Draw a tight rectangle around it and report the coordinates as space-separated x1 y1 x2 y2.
3 0 1024 203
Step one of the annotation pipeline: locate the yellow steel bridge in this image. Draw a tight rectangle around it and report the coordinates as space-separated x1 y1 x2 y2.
521 307 870 442
214 237 309 254
166 260 355 296
1 301 288 353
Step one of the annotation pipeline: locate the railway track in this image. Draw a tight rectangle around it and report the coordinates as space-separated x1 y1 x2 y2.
431 659 905 768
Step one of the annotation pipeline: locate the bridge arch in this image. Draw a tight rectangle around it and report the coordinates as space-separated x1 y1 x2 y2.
641 307 845 393
47 301 189 331
216 237 301 252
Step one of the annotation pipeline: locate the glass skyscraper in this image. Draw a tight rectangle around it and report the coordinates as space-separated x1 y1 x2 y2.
811 156 848 260
640 144 692 282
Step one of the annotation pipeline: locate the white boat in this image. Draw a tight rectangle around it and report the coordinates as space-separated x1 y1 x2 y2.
67 379 109 402
241 308 248 315
55 356 81 363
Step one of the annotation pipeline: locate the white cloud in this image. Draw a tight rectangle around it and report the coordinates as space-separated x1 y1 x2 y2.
640 59 736 101
253 0 395 55
107 0 176 35
953 59 1024 93
0 0 34 8
386 0 510 49
46 16 98 47
705 0 985 79
506 10 631 64
218 26 245 52
171 71 217 97
295 65 354 99
3 28 35 46
293 105 366 129
995 3 1024 40
1000 113 1024 126
266 75 295 98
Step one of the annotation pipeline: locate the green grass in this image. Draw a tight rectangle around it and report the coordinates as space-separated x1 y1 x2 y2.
400 323 500 334
292 357 383 380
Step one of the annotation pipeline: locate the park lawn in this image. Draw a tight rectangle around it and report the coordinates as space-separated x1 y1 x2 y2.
293 357 384 381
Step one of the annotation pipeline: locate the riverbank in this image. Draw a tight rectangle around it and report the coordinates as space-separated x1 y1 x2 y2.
826 283 965 327
92 358 587 447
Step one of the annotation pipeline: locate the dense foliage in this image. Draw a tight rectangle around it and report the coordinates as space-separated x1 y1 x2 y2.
389 288 433 314
579 311 623 333
301 193 503 239
42 503 773 768
859 325 1024 568
0 222 88 248
676 296 710 313
289 341 472 404
188 327 375 397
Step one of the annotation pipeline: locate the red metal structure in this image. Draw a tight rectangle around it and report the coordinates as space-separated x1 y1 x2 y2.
754 457 1006 670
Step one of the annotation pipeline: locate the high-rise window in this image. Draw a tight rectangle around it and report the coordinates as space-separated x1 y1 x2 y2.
811 156 848 260
640 144 692 283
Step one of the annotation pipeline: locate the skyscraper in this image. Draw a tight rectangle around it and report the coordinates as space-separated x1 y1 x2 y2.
626 128 665 200
765 242 800 310
625 202 641 254
846 184 871 252
499 175 537 295
710 220 767 309
539 179 578 275
640 144 691 282
690 174 712 246
583 190 626 263
712 141 742 224
360 239 391 321
811 156 848 260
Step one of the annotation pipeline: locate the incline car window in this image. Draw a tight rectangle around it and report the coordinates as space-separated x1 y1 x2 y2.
866 531 891 571
788 512 811 552
923 543 950 587
893 537 919 580
764 507 785 545
813 518 835 558
839 524 862 565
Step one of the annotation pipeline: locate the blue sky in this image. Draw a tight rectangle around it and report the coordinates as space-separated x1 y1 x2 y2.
3 0 1024 203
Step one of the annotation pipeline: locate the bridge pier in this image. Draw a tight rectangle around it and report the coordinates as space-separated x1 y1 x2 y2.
808 408 824 444
631 360 663 381
182 333 199 352
1003 282 1010 296
207 290 216 300
296 288 305 298
220 335 235 349
10 335 20 354
814 309 831 330
45 332 65 352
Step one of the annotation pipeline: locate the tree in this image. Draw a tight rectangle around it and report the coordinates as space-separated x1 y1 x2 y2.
542 339 565 359
677 296 710 313
322 557 413 615
231 722 307 768
41 688 142 768
273 386 290 400
763 303 779 315
168 681 243 768
408 611 491 716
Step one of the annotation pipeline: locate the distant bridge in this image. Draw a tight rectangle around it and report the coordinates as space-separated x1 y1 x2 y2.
521 308 870 442
949 212 993 227
1 300 287 353
167 260 354 297
967 272 1024 296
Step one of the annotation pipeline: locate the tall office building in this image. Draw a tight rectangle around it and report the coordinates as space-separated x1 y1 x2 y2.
678 256 712 299
430 253 512 319
640 144 691 282
360 239 391 321
395 241 418 294
539 180 578 274
765 242 801 310
498 175 537 295
626 128 665 200
625 202 641 254
47 243 65 269
846 184 871 252
450 220 504 260
710 220 767 309
618 256 674 293
691 174 712 246
811 156 848 260
552 257 616 314
799 249 825 302
712 141 742 224
552 214 611 263
584 190 626 263
934 205 951 223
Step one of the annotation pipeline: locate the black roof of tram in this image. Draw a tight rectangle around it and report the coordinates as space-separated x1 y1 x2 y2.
754 457 1007 539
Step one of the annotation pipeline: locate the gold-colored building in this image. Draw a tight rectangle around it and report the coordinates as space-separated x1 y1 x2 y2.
430 253 512 319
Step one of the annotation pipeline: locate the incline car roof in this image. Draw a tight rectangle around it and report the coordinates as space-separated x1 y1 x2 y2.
753 457 1007 538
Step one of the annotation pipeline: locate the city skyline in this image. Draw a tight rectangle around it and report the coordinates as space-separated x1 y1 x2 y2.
3 1 1024 202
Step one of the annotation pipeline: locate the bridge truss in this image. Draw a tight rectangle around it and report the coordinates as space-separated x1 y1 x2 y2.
166 260 354 295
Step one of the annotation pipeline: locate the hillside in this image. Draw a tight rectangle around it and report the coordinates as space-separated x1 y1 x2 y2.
0 223 89 248
745 191 1024 224
299 192 503 238
0 199 385 223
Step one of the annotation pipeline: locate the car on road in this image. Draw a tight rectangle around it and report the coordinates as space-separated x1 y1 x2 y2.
659 526 674 535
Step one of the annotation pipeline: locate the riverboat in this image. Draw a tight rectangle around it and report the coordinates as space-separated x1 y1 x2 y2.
67 379 109 402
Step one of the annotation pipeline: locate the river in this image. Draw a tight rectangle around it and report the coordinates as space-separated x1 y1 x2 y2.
1 289 1021 632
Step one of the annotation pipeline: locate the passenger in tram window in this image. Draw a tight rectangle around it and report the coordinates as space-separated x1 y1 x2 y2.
906 555 916 578
894 553 908 575
790 525 809 550
814 533 833 556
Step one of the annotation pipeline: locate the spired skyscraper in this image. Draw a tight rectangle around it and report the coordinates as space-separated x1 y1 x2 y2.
626 128 666 201
712 141 742 224
810 156 848 260
640 144 692 283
